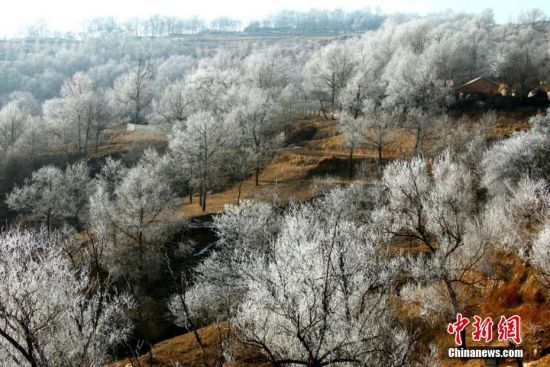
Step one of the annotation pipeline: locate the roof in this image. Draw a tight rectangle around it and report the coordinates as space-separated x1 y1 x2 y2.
458 76 499 89
457 76 500 94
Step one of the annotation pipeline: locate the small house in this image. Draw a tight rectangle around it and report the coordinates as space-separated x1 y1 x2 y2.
457 76 500 98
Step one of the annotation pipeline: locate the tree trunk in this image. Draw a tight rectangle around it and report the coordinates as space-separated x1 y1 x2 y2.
201 190 207 212
237 181 243 205
444 275 466 348
188 186 193 204
134 85 141 124
84 119 91 155
348 147 354 180
77 118 83 155
414 126 421 153
0 327 39 367
255 165 260 186
94 129 101 153
319 99 329 120
377 127 383 168
135 105 140 124
330 74 336 119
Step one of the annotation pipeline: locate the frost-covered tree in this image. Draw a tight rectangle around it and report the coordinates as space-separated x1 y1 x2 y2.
171 192 417 365
382 48 451 113
532 224 550 288
304 42 357 119
0 228 132 367
43 72 112 155
88 90 113 152
405 107 443 155
338 102 396 178
491 14 549 95
243 46 293 93
0 101 30 156
169 111 227 211
235 204 412 366
381 152 495 345
482 110 550 196
7 166 64 232
182 53 241 116
368 107 393 164
18 116 44 156
89 150 176 259
277 83 302 129
487 177 550 288
6 92 41 117
221 136 255 205
111 57 154 124
44 72 94 154
336 111 363 180
226 86 277 186
7 162 90 232
169 200 281 327
150 79 195 130
155 55 197 89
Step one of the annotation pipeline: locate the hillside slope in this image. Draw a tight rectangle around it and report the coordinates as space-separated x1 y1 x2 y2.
107 112 545 367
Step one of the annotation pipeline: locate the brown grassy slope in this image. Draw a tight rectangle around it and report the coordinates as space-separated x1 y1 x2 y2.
84 114 530 220
109 322 268 367
179 112 530 217
91 128 168 158
179 117 420 216
433 254 550 366
29 127 168 159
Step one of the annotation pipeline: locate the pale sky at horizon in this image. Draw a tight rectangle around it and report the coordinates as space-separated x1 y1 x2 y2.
0 0 549 37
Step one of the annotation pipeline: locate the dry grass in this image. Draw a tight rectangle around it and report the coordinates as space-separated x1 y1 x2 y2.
108 322 268 367
179 118 419 217
435 254 550 366
26 127 168 161
92 128 168 157
94 115 531 220
109 323 228 367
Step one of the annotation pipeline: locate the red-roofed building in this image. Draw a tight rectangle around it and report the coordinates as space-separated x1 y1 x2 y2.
457 76 500 96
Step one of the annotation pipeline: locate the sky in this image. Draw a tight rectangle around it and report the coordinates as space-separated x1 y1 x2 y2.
0 0 548 37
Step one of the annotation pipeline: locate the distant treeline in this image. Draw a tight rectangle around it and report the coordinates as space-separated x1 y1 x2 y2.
21 8 386 39
244 9 386 35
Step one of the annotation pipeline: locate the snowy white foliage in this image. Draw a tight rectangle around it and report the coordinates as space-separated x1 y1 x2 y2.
7 162 90 231
43 72 113 154
482 110 550 196
150 79 196 130
0 228 132 367
234 203 412 366
488 177 550 288
532 225 550 288
169 111 228 211
2 9 550 367
89 151 176 255
381 151 495 320
304 42 358 116
171 193 416 365
0 101 31 155
111 59 154 123
225 85 280 186
170 200 281 327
